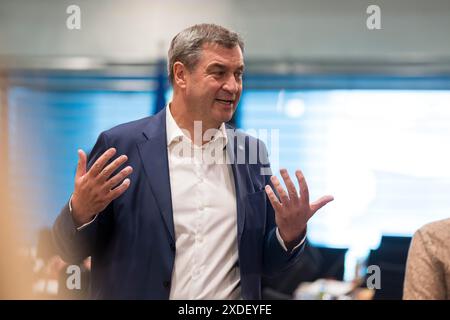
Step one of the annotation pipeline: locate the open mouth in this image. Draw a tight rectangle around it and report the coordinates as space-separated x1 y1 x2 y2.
215 98 234 105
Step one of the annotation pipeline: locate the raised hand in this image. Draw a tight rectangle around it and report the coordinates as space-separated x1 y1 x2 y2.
71 148 133 227
265 169 334 247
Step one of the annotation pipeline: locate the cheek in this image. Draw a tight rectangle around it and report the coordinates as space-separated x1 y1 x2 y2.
236 88 243 102
200 81 220 97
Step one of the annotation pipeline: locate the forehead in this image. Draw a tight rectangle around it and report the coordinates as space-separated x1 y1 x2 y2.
197 42 244 68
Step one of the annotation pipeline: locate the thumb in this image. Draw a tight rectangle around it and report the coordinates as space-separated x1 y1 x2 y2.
75 149 87 178
309 195 334 217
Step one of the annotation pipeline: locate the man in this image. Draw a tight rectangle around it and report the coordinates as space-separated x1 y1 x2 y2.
52 23 333 299
403 218 450 299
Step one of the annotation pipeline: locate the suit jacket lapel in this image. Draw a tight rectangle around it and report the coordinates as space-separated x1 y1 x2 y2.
137 108 175 243
227 129 247 246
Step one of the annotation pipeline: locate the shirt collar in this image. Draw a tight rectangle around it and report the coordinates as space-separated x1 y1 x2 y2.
166 104 185 146
166 104 228 149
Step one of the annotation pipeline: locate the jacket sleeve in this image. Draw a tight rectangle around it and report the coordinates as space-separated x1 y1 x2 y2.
52 132 114 264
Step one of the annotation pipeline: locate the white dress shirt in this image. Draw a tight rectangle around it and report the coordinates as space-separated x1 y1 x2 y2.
166 105 240 299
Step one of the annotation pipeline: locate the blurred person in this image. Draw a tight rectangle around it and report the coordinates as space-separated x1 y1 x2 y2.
52 23 333 299
403 218 450 299
0 99 33 299
0 191 32 299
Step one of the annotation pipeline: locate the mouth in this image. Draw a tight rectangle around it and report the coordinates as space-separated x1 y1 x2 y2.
215 98 234 106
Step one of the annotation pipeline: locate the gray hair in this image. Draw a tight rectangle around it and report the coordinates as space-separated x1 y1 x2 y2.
167 23 244 85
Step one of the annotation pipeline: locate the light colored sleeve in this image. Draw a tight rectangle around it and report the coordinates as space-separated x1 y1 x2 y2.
68 195 98 231
276 227 306 253
403 228 445 300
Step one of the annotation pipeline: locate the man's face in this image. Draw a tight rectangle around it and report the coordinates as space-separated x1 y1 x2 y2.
183 43 244 126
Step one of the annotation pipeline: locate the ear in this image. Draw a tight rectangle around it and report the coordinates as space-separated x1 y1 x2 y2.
173 62 187 89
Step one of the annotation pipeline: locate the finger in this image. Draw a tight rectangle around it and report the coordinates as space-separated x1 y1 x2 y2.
105 166 133 190
309 195 334 218
99 154 129 182
108 178 131 202
75 149 87 179
295 170 310 204
270 175 290 205
280 168 299 202
265 185 282 212
89 148 117 177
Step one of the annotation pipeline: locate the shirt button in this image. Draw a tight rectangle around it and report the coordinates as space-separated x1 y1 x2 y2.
163 281 171 288
193 265 205 279
170 242 176 252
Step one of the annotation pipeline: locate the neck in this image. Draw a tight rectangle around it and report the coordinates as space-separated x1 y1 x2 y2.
170 93 221 146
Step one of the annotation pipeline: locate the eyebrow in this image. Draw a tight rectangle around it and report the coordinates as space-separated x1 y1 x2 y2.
206 63 245 72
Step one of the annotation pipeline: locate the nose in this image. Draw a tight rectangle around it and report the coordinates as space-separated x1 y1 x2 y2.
222 74 239 95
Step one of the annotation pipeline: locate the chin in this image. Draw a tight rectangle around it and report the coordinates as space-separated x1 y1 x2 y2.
217 111 234 124
211 107 235 124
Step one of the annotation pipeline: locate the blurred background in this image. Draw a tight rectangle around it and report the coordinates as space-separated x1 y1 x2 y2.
1 0 450 299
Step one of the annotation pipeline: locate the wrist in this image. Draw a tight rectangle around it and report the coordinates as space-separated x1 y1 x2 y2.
280 226 307 249
70 194 92 227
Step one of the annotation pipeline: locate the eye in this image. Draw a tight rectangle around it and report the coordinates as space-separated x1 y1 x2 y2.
213 71 225 77
235 71 243 79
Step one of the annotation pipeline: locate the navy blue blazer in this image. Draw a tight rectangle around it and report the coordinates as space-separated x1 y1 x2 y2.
52 108 304 299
